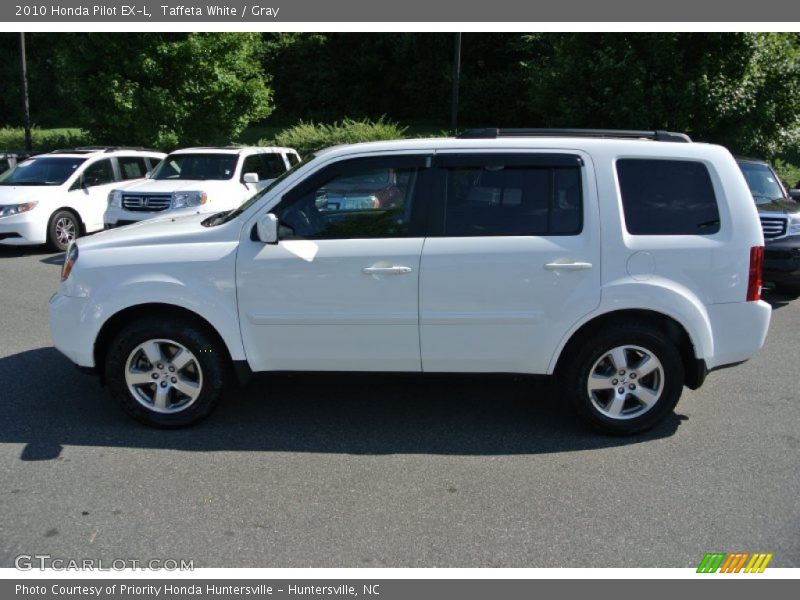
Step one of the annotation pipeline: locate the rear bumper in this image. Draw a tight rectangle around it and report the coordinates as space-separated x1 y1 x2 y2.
704 300 771 370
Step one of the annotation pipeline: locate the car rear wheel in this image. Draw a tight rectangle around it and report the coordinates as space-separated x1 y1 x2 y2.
47 210 80 252
561 323 684 434
105 317 227 427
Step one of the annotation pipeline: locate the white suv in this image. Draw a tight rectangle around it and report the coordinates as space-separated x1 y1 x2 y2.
50 129 771 434
104 146 300 227
0 147 165 251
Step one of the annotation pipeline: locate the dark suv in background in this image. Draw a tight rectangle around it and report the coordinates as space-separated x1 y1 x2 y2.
737 157 800 291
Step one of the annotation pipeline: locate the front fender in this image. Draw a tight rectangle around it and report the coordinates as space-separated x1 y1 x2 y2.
90 275 246 362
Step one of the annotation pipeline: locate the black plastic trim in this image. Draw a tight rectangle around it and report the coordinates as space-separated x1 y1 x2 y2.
458 128 691 143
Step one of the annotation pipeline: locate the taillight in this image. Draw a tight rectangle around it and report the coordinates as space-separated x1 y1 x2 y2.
747 246 764 301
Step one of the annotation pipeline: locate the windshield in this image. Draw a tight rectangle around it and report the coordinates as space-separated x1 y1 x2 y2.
738 162 787 203
205 155 313 227
151 153 238 181
0 157 86 186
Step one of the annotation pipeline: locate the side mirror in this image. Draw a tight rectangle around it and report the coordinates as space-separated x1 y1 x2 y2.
243 172 259 184
256 213 279 244
789 189 800 201
145 170 152 178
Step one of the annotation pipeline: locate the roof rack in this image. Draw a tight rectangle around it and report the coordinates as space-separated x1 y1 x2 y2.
458 128 692 143
177 146 245 150
50 146 160 154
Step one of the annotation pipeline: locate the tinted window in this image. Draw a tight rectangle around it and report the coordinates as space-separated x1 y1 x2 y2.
0 157 86 186
82 159 115 187
443 164 582 236
275 162 421 239
118 156 148 180
617 159 720 235
241 155 263 180
286 153 300 167
242 154 286 181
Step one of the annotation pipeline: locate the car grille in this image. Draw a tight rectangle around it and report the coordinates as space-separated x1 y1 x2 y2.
760 217 787 239
121 194 172 212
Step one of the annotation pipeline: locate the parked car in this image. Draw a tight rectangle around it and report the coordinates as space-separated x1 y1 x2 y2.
1 152 35 176
0 147 165 251
788 182 800 202
104 146 300 228
51 129 771 434
736 157 800 291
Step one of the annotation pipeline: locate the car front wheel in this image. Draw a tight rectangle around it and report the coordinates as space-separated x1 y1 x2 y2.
105 317 227 427
48 210 80 252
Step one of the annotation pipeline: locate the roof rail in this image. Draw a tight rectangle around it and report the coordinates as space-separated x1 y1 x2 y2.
458 128 692 143
176 146 247 151
50 146 161 154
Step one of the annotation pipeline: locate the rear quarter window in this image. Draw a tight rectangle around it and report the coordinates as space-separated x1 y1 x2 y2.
616 159 720 235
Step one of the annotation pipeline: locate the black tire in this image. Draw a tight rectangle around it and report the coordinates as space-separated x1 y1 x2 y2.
561 322 685 435
47 210 80 252
105 316 228 428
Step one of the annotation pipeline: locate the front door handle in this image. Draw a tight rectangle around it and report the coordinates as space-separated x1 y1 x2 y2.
544 261 593 271
363 265 413 275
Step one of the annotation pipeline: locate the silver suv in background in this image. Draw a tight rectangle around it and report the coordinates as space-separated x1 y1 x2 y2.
105 146 300 227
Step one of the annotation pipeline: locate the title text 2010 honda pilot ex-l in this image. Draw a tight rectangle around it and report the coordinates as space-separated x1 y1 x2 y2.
49 129 771 434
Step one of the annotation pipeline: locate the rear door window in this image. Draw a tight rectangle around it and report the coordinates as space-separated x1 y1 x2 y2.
433 154 583 236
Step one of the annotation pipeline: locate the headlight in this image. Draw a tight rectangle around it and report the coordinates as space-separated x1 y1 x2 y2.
789 219 800 236
172 191 208 209
0 201 38 218
108 190 122 208
61 243 79 282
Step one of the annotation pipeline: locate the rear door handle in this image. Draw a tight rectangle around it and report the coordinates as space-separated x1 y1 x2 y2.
363 265 413 275
544 261 593 271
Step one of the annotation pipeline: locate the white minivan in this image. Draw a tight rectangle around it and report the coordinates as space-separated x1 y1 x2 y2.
50 129 771 434
0 147 165 251
104 146 300 227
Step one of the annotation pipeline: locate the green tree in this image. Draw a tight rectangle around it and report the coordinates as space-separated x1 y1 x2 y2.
54 33 273 149
520 33 800 157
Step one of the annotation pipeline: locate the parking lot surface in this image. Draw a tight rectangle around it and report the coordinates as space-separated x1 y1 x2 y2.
0 245 798 567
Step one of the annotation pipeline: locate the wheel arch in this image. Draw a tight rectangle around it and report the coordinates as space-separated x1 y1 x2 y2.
552 308 708 390
50 207 86 235
94 303 236 383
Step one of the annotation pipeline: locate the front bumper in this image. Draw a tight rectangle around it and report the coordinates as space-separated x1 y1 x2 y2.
49 292 95 368
104 206 166 227
0 213 46 245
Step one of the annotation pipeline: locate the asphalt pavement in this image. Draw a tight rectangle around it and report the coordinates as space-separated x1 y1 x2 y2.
0 244 798 567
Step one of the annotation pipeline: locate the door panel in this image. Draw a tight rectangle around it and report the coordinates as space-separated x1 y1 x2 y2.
419 152 602 374
238 238 423 371
237 153 432 373
72 159 117 232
